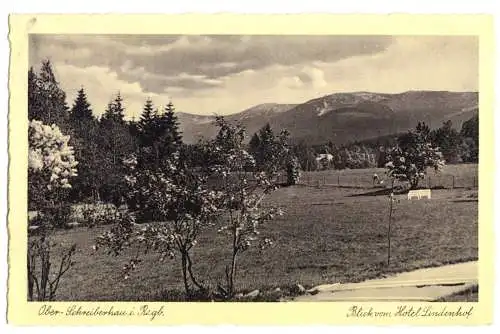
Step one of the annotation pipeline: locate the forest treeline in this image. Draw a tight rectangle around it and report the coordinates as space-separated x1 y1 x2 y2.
28 60 479 206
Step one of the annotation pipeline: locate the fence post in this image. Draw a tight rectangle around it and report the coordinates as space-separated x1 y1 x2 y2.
337 175 340 187
452 176 455 190
428 176 431 189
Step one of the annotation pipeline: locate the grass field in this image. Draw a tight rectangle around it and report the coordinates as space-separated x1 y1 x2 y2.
299 163 478 189
37 164 478 301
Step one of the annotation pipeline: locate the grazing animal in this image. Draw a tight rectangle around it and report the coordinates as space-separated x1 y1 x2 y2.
315 154 334 169
372 173 380 185
407 189 432 200
316 154 334 162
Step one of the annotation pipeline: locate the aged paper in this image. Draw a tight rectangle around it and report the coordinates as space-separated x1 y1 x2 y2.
7 14 494 325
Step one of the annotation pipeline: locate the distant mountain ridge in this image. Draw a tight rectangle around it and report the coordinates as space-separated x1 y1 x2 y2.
176 91 478 145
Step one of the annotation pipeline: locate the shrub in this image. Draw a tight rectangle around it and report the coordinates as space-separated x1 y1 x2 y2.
80 203 122 228
385 123 445 189
27 235 76 301
286 155 301 185
208 117 284 298
28 120 78 210
27 119 78 301
96 152 221 298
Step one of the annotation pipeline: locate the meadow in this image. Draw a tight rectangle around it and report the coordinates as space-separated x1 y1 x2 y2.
298 163 479 189
40 164 478 301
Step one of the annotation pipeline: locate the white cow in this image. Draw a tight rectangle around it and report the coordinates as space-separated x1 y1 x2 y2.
407 189 432 200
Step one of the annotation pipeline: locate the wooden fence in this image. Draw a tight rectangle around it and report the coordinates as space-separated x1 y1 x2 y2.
281 172 478 190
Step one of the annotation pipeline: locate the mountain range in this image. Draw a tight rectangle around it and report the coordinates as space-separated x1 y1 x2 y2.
175 91 478 145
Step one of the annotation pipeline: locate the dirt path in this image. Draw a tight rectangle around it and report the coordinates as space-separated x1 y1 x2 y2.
291 261 478 302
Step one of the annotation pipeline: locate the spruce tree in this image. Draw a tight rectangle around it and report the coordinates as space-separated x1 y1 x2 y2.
28 67 39 120
156 101 183 161
137 97 156 148
460 114 479 162
461 114 479 143
162 101 183 147
126 101 184 218
68 87 101 201
430 120 461 163
28 60 70 130
248 132 261 156
134 98 161 169
70 87 94 122
113 92 126 123
97 94 134 205
101 92 126 125
255 123 275 169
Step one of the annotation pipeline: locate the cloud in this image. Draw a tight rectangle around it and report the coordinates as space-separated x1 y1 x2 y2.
117 65 225 93
320 36 479 93
279 75 304 89
297 66 327 89
52 64 164 120
29 35 478 117
30 34 392 93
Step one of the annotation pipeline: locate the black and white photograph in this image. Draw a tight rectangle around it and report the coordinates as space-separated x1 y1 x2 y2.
26 34 479 303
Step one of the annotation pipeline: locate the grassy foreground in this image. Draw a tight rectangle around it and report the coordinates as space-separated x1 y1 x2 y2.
39 165 478 301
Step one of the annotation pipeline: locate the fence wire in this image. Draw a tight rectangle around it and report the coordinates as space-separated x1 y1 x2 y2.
292 169 478 190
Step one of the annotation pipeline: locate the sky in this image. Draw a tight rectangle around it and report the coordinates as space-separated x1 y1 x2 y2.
29 35 478 119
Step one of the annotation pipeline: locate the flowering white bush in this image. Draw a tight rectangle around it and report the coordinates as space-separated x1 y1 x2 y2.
27 120 78 301
29 120 78 191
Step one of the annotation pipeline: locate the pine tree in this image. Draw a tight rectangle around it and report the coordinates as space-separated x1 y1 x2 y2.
68 88 100 201
430 120 462 163
161 101 183 146
461 114 479 143
28 60 70 130
259 123 274 144
127 118 140 152
70 87 94 122
97 94 134 205
415 122 431 142
28 67 39 120
255 123 275 170
101 92 126 125
137 97 156 148
134 98 161 169
156 101 183 161
113 92 126 123
460 114 479 162
292 141 317 171
248 132 260 157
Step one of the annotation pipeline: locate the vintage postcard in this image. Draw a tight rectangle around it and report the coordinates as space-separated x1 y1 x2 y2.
7 14 494 325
